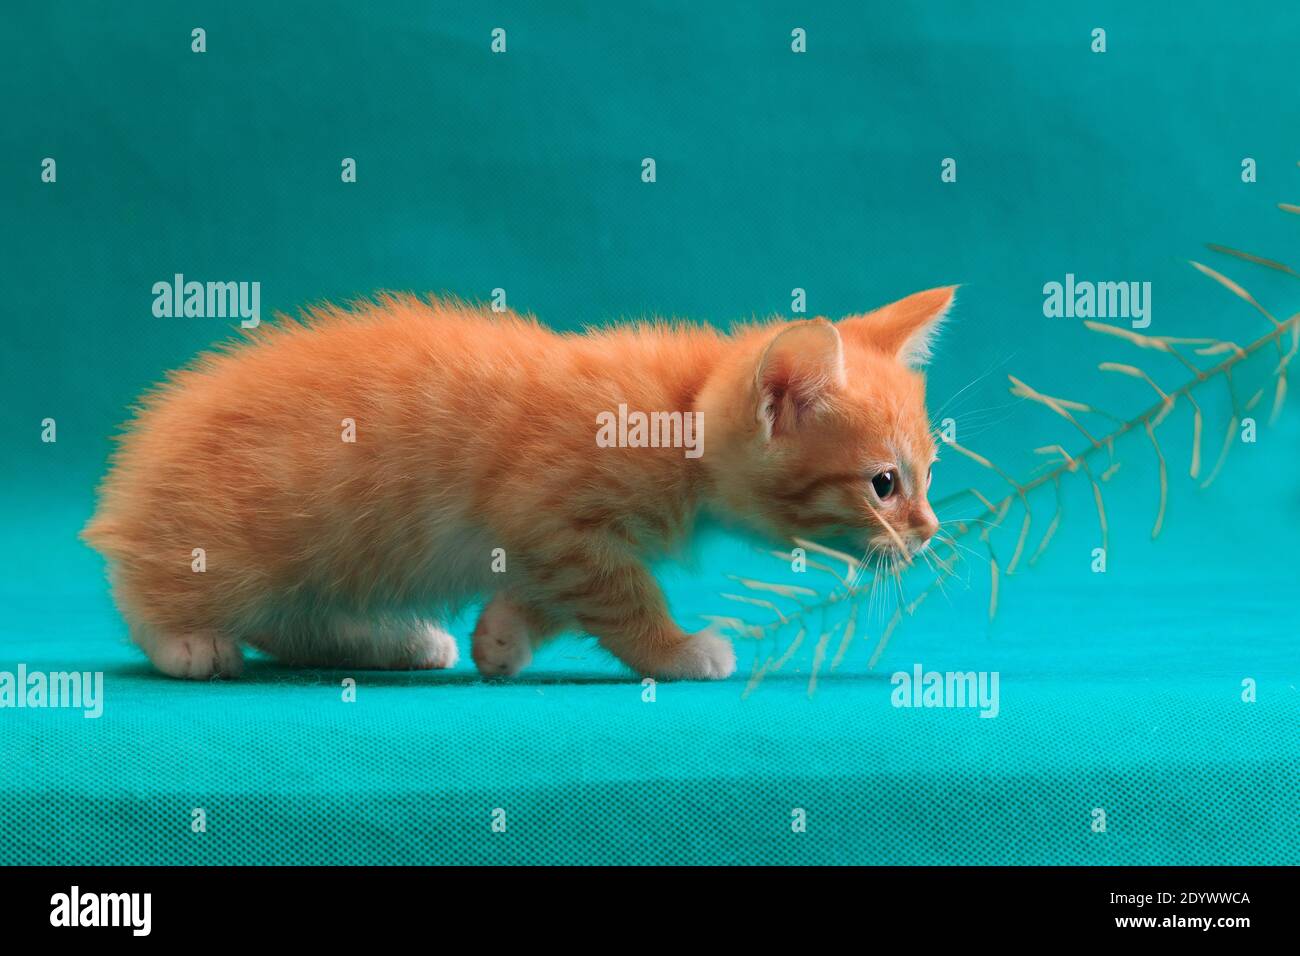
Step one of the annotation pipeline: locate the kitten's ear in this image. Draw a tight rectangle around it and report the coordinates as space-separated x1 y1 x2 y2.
754 318 845 439
838 285 956 368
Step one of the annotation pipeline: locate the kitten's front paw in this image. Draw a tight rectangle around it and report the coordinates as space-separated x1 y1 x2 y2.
652 630 736 681
471 597 534 678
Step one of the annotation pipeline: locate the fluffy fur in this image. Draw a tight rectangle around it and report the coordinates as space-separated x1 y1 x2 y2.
83 287 953 681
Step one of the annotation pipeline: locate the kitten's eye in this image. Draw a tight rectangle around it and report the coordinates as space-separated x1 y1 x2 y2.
927 465 933 489
871 471 896 500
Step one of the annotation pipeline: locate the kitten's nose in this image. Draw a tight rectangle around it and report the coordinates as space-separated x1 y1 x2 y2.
910 505 939 551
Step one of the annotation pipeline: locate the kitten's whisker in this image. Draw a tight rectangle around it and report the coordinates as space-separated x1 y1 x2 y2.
920 549 955 604
930 350 1019 422
936 516 999 528
932 530 985 568
864 501 911 564
868 557 885 623
940 539 986 564
850 543 876 592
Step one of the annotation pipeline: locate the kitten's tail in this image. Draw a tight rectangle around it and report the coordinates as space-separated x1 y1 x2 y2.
81 513 120 556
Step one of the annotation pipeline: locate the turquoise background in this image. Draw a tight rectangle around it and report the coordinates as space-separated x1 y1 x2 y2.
1 1 1296 864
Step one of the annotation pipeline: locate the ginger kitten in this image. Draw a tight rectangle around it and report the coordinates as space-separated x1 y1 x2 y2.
83 287 952 681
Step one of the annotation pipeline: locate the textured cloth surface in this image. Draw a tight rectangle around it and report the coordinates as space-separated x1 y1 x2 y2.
2 510 1296 866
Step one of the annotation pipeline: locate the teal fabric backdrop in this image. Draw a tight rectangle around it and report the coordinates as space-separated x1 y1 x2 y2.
1 1 1296 864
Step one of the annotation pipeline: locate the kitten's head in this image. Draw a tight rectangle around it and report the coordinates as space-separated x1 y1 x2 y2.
706 287 953 563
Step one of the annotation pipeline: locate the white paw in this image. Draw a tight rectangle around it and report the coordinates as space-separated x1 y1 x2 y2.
471 599 533 678
146 631 244 680
653 630 736 681
408 623 459 670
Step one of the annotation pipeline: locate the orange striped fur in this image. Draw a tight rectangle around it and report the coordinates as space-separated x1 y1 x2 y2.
84 287 953 680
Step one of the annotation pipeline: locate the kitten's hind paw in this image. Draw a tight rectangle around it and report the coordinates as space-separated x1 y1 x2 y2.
140 630 244 680
407 623 460 670
651 630 736 681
